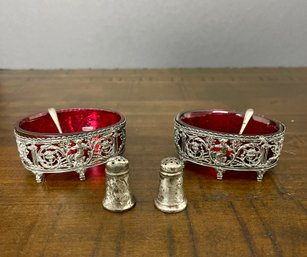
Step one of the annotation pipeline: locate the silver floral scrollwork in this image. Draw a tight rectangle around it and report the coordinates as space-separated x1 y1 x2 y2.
14 120 126 182
174 119 285 181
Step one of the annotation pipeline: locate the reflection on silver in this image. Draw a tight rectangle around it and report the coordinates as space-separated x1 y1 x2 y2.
154 157 187 213
102 156 135 212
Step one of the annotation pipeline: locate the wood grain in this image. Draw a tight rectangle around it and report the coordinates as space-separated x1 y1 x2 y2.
0 68 306 257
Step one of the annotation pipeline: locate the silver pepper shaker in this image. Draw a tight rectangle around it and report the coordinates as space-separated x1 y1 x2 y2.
154 157 187 213
102 156 136 212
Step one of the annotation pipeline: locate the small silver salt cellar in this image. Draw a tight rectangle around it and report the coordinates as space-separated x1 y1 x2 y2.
102 156 136 212
154 157 187 213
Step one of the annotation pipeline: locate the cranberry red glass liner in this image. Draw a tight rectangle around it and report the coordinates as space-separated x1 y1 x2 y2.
14 108 126 182
174 110 285 181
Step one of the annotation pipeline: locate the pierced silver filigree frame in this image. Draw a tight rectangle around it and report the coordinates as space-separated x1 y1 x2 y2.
14 121 126 183
174 117 285 181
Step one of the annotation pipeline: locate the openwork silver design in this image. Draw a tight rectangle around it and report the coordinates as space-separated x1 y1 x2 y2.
154 157 187 213
14 121 125 182
174 120 285 181
102 156 135 212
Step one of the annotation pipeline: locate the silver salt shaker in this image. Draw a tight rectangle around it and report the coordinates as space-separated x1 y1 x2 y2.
154 157 187 213
102 156 136 212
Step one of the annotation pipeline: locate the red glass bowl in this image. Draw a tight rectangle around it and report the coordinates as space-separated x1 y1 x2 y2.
174 110 285 181
14 108 126 182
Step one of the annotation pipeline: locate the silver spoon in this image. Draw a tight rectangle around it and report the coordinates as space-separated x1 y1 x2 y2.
239 108 254 135
48 108 63 133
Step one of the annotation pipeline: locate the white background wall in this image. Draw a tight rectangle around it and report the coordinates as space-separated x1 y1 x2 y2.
0 0 306 69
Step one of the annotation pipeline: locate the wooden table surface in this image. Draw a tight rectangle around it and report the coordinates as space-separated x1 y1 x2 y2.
0 68 306 257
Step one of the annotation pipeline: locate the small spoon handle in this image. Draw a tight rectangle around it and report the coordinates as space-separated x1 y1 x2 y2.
239 108 254 135
48 108 63 133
